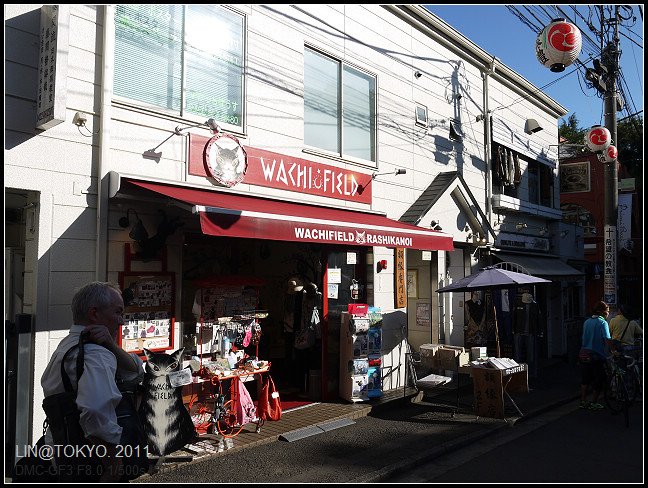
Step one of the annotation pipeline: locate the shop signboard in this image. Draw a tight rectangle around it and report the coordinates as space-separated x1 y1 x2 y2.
189 134 372 204
394 248 406 308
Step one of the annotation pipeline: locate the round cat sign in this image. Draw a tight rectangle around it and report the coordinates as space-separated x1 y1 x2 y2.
205 133 247 187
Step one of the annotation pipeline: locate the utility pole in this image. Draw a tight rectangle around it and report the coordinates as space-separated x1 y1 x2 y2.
602 5 620 306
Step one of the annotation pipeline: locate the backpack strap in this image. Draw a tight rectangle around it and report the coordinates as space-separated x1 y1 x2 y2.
619 319 631 343
60 334 85 393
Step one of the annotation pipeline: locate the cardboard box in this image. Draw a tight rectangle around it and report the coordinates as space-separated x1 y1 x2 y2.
419 344 442 369
471 347 487 360
438 348 469 370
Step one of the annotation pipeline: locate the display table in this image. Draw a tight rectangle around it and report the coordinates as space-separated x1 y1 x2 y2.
182 365 270 405
470 363 529 419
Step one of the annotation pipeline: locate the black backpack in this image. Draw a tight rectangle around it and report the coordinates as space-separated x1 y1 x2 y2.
42 334 87 447
41 335 102 481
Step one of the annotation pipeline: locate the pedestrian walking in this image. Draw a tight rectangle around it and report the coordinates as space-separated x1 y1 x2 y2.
578 300 613 410
608 304 643 355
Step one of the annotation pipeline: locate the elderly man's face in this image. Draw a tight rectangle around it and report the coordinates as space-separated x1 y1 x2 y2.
93 289 125 338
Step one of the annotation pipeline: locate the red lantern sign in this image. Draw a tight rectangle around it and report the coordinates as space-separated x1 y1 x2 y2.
603 144 618 162
536 18 582 72
584 126 611 152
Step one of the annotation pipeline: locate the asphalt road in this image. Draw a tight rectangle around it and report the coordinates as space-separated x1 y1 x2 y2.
384 399 644 483
132 394 643 484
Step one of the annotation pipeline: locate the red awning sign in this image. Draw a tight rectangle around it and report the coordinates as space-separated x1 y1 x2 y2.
123 179 454 251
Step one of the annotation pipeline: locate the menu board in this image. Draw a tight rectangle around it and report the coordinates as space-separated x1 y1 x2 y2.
118 272 175 354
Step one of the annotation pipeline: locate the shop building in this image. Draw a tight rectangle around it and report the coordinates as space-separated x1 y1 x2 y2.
559 152 643 315
5 4 578 455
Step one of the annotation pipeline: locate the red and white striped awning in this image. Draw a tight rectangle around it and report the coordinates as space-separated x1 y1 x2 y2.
121 179 454 251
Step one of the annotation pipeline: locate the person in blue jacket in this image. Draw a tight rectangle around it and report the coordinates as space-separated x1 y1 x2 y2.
579 300 613 410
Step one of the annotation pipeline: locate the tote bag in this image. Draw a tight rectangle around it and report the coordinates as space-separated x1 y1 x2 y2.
258 374 282 421
234 376 257 425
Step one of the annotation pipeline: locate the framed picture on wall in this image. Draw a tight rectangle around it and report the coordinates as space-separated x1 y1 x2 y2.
407 269 418 298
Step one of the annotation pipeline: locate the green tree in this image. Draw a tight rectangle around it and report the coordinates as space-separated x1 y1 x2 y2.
616 116 643 181
558 113 585 144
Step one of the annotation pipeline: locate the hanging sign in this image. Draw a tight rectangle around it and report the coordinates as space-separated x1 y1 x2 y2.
205 133 248 187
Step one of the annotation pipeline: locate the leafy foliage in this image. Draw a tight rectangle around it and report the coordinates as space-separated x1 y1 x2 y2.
559 113 643 184
558 113 586 144
616 116 643 180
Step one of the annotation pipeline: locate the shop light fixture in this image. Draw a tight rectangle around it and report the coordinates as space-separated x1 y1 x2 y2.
372 169 406 180
175 118 221 135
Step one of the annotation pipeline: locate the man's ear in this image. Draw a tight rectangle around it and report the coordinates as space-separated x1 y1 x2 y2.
86 306 100 323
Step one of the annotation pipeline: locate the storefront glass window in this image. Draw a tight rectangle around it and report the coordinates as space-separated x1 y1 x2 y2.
114 5 244 131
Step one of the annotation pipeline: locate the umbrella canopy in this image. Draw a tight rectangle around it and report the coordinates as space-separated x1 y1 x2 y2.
436 266 551 293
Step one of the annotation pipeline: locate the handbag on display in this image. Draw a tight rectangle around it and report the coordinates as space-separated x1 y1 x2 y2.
294 325 315 350
258 374 282 421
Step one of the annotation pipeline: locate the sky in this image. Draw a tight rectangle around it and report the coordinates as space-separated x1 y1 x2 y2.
425 5 644 129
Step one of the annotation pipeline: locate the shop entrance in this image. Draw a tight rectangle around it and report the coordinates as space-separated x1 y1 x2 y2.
181 234 324 402
180 234 369 403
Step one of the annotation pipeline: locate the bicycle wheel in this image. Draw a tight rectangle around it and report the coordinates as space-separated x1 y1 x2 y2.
188 396 217 434
216 399 244 438
623 369 640 405
604 372 625 413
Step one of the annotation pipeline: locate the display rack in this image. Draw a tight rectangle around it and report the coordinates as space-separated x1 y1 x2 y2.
339 309 383 402
191 276 267 367
118 243 175 355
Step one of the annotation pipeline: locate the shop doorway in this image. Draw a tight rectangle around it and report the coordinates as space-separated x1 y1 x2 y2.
180 234 323 401
180 234 369 403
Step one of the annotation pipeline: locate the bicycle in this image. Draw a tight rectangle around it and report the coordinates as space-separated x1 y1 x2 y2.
604 352 640 427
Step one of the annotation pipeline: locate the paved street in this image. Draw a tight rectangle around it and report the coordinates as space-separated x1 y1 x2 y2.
385 400 644 483
135 395 643 484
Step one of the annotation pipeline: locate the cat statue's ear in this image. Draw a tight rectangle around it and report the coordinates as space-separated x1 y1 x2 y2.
143 348 153 362
170 347 185 363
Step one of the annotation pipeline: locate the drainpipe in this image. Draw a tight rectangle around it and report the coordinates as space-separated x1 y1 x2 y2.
481 56 496 239
96 5 115 280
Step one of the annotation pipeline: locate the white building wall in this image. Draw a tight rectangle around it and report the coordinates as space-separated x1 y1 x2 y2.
5 4 566 442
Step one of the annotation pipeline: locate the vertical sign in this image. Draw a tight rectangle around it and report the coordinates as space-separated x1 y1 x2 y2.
36 5 69 130
603 224 617 305
617 193 633 251
394 248 406 308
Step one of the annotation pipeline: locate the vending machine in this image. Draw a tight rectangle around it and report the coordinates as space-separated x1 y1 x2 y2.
339 309 383 402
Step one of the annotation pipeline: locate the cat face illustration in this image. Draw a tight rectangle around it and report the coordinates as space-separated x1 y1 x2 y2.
216 147 241 180
355 231 366 244
206 136 247 187
143 347 184 377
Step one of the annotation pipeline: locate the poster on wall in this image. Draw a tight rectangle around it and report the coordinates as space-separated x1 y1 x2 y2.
416 302 431 328
407 269 418 298
560 162 590 193
119 272 175 354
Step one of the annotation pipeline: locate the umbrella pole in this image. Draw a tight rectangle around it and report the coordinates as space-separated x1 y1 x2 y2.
491 293 501 358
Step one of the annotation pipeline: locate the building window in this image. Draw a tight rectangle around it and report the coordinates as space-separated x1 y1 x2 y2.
529 160 553 207
114 5 244 131
304 47 376 163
